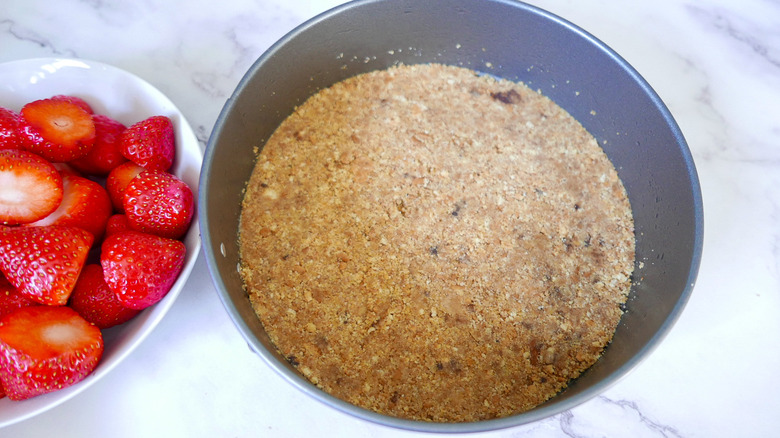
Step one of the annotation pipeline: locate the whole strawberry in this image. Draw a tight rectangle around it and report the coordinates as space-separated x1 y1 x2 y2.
0 306 103 400
0 275 39 319
0 108 20 150
0 149 64 225
101 231 185 310
69 114 128 176
69 264 140 329
17 98 96 162
124 170 194 239
120 115 174 171
105 214 131 237
0 225 93 305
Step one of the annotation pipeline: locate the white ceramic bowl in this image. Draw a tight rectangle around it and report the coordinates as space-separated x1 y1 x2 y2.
0 57 202 427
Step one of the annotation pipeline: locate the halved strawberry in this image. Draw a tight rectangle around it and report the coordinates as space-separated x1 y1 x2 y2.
105 214 131 237
69 264 140 329
0 225 93 305
0 275 39 319
0 306 103 401
124 170 194 239
69 114 128 176
0 149 64 225
120 115 174 171
25 174 113 241
101 231 185 310
17 98 96 162
51 95 94 115
106 161 146 212
0 108 20 150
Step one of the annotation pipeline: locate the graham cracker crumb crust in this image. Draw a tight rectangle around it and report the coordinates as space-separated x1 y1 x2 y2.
238 63 635 422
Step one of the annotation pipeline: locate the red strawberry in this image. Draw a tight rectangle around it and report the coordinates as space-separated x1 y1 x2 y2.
0 275 39 319
69 264 140 329
0 149 64 225
124 170 194 239
17 98 96 162
106 161 146 212
0 108 20 150
105 214 131 237
0 306 103 400
120 115 174 171
69 115 128 176
51 161 83 177
101 231 185 310
0 225 93 305
25 174 112 241
51 95 94 115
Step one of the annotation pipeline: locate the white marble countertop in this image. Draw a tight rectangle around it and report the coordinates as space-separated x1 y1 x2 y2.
2 0 778 436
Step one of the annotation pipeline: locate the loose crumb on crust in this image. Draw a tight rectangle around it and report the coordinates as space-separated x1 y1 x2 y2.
238 63 635 422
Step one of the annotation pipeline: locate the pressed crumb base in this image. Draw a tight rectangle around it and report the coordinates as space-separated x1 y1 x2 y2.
239 64 635 422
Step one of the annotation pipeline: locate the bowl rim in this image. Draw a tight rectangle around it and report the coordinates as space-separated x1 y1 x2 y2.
200 0 703 433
